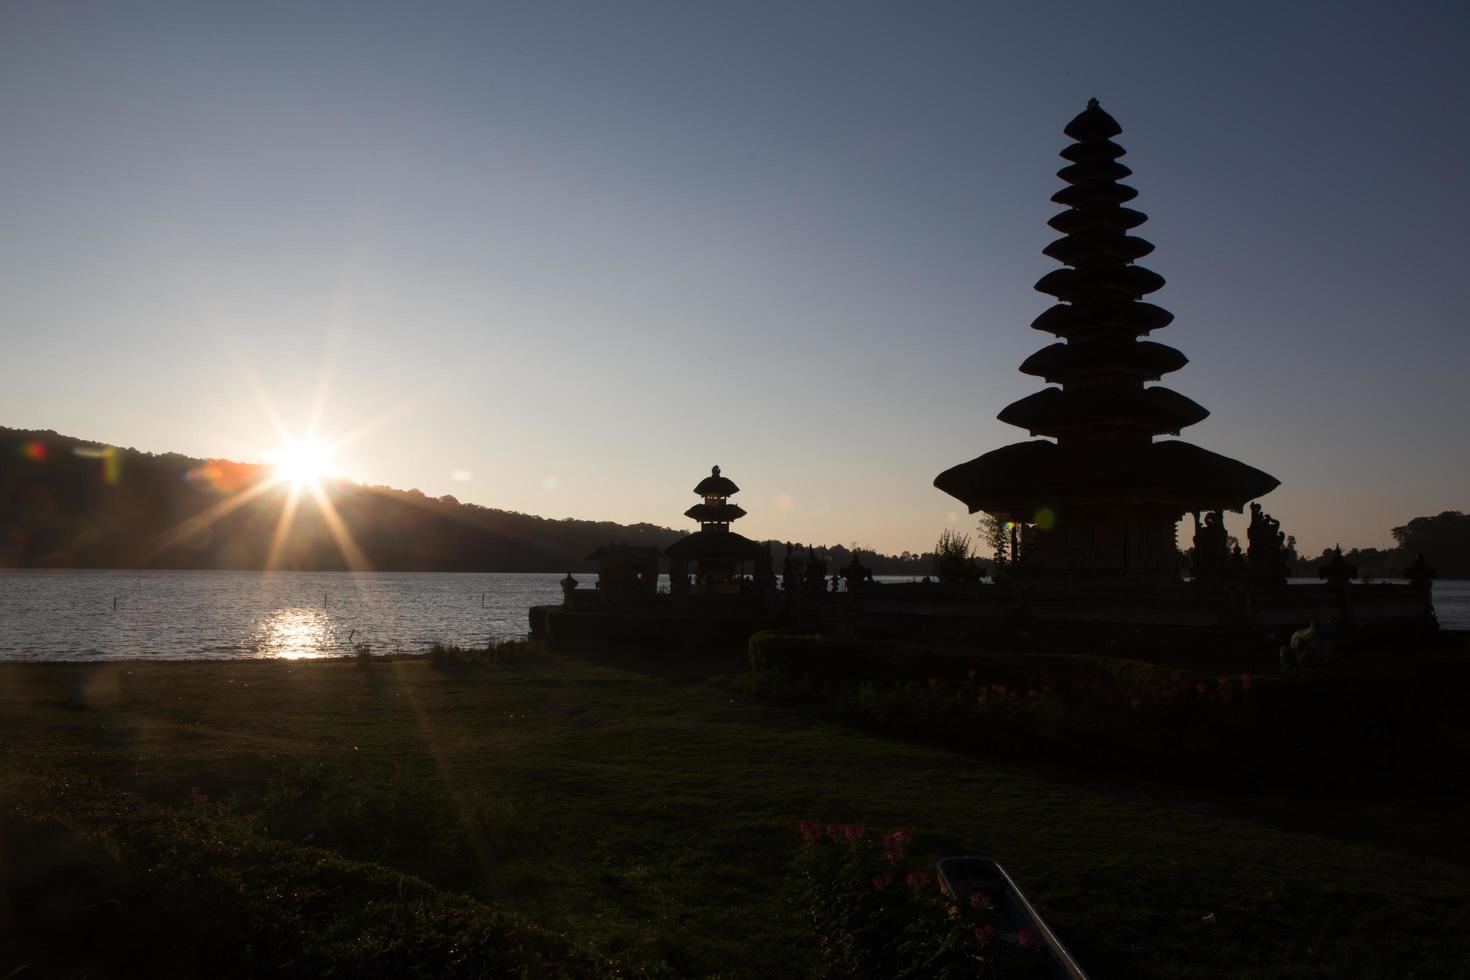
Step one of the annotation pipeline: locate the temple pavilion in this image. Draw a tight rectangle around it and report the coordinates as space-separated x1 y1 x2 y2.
664 465 770 595
934 100 1279 589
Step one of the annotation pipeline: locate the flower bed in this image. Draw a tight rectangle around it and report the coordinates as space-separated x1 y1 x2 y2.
791 821 1057 978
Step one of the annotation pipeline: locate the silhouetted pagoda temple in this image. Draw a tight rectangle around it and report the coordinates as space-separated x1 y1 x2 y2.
664 465 769 595
935 100 1279 588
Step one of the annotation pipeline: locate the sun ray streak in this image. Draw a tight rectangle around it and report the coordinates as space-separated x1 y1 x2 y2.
307 349 338 438
308 483 372 572
142 476 282 562
385 657 500 886
234 357 295 449
264 481 303 571
327 397 416 457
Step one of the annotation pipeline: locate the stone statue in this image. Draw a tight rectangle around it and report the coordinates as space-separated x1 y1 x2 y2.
803 545 829 594
1280 619 1342 671
840 553 874 592
1318 546 1357 588
1405 554 1437 591
782 541 801 593
1246 502 1288 588
1191 510 1230 587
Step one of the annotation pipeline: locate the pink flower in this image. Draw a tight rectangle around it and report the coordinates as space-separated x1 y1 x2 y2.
992 683 1008 695
967 669 978 681
798 819 821 841
973 924 997 945
190 786 208 804
1217 675 1229 688
825 822 841 840
1128 697 1141 708
977 692 989 704
883 828 914 863
1240 672 1253 691
1170 670 1182 682
1196 681 1207 694
1028 688 1040 698
843 823 865 842
905 870 931 891
872 873 892 891
969 890 994 909
928 676 939 687
1016 927 1041 948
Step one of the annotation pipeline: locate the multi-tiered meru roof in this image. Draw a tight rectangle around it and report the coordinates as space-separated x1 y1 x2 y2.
664 465 768 562
935 100 1278 584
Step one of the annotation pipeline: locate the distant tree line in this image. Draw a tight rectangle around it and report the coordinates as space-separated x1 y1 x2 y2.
0 428 930 574
1285 511 1470 580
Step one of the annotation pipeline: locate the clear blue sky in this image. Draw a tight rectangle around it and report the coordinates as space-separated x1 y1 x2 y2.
2 1 1466 555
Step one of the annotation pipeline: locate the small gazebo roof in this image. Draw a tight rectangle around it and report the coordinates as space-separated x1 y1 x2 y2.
693 465 740 497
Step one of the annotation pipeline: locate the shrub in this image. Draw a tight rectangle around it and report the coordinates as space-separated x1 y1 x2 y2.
428 638 539 670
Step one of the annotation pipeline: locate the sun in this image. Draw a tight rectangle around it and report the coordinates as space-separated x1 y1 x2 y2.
272 437 335 489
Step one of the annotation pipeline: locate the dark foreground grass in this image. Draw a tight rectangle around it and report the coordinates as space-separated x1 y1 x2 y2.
2 646 1468 978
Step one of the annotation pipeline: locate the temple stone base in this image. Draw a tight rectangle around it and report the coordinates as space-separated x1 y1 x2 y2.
849 581 1436 638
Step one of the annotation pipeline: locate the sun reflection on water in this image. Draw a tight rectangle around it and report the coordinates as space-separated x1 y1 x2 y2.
254 607 331 659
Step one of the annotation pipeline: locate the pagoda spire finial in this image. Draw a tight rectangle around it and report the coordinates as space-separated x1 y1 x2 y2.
712 465 721 476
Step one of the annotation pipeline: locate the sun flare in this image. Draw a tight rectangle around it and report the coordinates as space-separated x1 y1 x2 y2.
272 437 335 489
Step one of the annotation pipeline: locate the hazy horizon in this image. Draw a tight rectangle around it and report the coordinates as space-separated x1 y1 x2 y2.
3 2 1467 556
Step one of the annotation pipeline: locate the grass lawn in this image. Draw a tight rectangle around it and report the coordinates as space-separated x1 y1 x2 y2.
2 645 1467 978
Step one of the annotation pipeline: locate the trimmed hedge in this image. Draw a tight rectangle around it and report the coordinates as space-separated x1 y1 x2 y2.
739 629 1470 792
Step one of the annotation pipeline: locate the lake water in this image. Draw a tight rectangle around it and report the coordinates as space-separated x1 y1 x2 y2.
0 569 1466 662
0 570 566 662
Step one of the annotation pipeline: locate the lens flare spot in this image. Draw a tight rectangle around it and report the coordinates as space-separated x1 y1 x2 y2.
774 493 796 512
186 459 255 493
72 445 122 483
542 475 561 491
1033 507 1057 531
21 440 47 461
